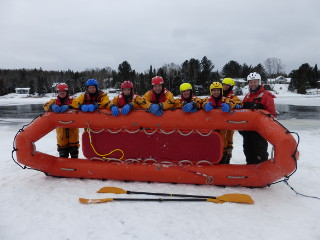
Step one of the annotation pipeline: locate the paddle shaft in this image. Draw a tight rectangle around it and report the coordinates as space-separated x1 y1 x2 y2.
79 197 224 204
96 187 254 204
113 198 209 202
127 191 217 199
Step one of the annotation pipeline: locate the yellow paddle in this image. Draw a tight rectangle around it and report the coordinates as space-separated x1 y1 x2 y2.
96 186 254 204
79 197 224 204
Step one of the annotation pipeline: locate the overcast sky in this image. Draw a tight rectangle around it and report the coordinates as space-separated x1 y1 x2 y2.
0 0 319 74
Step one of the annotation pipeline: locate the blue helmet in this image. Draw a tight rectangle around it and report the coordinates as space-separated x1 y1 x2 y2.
86 79 98 89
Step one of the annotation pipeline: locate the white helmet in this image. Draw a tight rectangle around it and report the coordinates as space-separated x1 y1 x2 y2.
247 72 261 84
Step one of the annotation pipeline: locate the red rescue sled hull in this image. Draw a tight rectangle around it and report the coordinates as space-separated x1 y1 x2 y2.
14 109 298 187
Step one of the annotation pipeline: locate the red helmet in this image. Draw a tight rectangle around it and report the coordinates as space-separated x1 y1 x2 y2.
121 81 134 89
56 83 68 91
151 76 164 85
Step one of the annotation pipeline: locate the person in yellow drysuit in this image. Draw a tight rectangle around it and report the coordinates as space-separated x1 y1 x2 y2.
43 83 79 158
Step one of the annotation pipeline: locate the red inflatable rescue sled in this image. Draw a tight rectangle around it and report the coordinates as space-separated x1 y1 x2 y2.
14 109 299 187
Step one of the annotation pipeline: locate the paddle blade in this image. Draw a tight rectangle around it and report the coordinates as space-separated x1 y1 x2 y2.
217 194 254 204
206 198 224 204
97 187 127 194
79 198 113 204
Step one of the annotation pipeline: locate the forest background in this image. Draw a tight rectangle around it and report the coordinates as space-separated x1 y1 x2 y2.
0 57 319 96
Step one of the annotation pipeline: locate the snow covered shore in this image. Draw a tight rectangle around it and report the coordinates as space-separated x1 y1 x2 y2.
0 84 320 106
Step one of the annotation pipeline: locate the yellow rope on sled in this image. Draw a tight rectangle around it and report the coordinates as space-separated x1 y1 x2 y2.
87 128 124 160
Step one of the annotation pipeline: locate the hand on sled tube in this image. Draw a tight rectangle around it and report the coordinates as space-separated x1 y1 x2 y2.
60 105 70 112
149 104 160 115
182 103 195 113
111 106 120 116
221 103 230 112
87 104 98 112
204 103 214 112
51 104 61 113
122 104 132 115
80 105 89 112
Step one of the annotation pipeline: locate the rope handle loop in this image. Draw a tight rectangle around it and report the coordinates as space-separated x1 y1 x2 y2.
87 122 125 160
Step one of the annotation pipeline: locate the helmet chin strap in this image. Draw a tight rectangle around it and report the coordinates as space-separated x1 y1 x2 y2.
124 94 132 103
223 86 233 96
250 85 261 93
88 87 98 97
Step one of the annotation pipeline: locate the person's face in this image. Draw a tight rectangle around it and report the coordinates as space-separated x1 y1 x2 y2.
211 89 221 98
248 80 259 90
153 84 163 94
58 90 67 98
222 84 231 91
181 90 191 99
87 85 97 94
123 88 131 96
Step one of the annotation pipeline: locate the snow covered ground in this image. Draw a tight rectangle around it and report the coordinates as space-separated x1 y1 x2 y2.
1 87 320 240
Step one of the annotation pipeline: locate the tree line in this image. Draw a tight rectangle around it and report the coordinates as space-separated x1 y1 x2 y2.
0 57 318 96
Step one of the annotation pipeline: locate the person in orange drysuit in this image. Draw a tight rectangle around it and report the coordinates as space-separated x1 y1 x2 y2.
174 83 202 112
220 78 243 164
142 76 175 116
109 80 150 116
72 78 110 112
202 81 239 164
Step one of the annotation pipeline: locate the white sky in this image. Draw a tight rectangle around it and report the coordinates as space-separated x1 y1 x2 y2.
0 0 319 73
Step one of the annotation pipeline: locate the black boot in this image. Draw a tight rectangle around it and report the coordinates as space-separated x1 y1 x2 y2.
225 153 231 164
220 146 232 164
69 146 79 158
220 154 227 164
220 154 231 164
58 147 69 158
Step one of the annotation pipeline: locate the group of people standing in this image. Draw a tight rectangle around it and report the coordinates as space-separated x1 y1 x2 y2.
43 72 276 166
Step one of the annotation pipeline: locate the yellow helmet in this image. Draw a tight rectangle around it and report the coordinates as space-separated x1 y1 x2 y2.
209 82 223 95
180 83 193 92
210 82 222 90
222 78 235 86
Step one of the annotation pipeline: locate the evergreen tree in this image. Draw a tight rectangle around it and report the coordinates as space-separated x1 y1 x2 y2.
73 71 83 93
222 60 242 78
289 63 313 94
180 60 190 83
171 74 183 96
19 69 27 87
156 67 166 79
199 56 214 95
118 61 135 85
200 56 214 81
0 78 5 96
288 74 296 92
28 80 35 95
136 73 148 95
188 58 201 85
252 63 267 83
310 64 319 88
37 76 47 96
111 70 120 89
148 65 154 77
241 63 253 78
